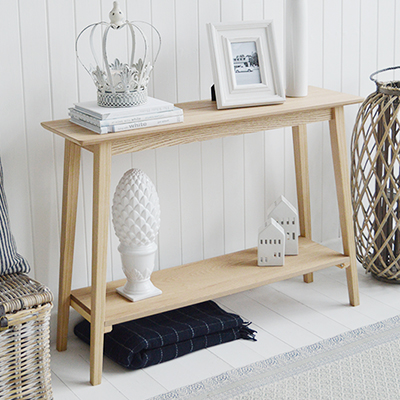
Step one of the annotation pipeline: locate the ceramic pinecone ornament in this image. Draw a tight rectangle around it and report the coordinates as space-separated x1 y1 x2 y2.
112 168 162 302
112 168 160 247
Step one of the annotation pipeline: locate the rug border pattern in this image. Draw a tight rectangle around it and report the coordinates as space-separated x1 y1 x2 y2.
149 315 400 399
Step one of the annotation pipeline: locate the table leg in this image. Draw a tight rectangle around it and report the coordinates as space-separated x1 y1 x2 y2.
292 125 313 283
90 143 112 385
57 140 81 351
329 106 360 306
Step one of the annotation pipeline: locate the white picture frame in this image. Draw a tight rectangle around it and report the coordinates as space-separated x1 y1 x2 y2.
207 20 285 109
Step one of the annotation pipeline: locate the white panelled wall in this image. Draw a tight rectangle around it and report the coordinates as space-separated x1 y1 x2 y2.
0 0 398 336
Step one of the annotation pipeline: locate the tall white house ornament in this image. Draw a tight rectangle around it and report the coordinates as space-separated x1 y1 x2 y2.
75 1 161 108
266 195 299 255
112 169 162 302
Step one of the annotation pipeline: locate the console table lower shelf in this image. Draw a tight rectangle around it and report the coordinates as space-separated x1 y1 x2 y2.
70 237 349 330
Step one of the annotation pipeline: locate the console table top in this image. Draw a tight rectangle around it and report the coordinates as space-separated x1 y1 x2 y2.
41 86 363 148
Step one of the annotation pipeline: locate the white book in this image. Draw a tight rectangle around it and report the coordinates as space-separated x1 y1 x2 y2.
70 114 184 134
74 96 175 120
69 107 183 127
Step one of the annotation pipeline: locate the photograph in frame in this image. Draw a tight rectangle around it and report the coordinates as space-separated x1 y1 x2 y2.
231 41 262 86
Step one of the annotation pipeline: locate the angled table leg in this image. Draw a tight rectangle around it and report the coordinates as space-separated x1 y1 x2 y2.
90 142 112 385
57 140 81 352
292 125 313 283
329 106 360 306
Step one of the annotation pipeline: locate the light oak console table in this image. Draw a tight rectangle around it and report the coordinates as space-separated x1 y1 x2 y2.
42 86 363 385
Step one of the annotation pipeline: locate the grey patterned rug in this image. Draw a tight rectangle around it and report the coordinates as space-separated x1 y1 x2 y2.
150 315 400 399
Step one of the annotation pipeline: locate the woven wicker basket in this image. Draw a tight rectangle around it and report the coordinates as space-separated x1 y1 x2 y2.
0 273 53 399
351 66 400 282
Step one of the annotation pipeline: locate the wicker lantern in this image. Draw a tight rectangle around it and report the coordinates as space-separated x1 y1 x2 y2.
351 66 400 282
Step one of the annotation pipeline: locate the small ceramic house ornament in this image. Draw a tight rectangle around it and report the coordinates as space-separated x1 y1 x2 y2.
258 218 285 266
266 195 299 255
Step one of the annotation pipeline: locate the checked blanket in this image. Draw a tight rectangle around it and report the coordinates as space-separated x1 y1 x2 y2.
74 300 256 369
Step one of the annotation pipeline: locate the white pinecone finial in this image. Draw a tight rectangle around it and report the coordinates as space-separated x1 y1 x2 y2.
112 169 160 248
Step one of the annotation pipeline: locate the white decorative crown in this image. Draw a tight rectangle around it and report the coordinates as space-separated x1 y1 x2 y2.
76 2 161 108
112 168 161 248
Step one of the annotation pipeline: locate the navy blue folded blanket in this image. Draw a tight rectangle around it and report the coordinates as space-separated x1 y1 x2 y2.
74 300 256 370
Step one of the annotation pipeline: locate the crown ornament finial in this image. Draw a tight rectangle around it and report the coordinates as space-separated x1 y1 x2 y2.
109 2 124 27
76 2 161 108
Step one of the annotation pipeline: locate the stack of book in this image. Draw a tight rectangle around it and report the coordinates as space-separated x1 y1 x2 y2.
69 97 183 134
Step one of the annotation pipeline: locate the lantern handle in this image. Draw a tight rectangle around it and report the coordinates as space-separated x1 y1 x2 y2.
370 66 400 85
370 66 400 95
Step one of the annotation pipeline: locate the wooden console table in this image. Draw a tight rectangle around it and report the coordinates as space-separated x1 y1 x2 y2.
42 86 363 386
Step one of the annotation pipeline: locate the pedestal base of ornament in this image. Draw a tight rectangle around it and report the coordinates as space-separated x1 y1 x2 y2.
116 243 162 302
117 281 162 302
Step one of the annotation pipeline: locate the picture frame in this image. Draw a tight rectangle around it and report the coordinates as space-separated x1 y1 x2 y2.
207 20 285 109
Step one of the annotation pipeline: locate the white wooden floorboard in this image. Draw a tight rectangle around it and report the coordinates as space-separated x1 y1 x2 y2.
244 285 350 339
143 347 232 391
270 273 378 329
357 274 400 307
314 271 400 323
84 340 169 400
218 292 322 348
51 372 80 400
51 340 130 400
100 358 167 400
206 337 265 368
50 264 400 400
319 266 400 313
